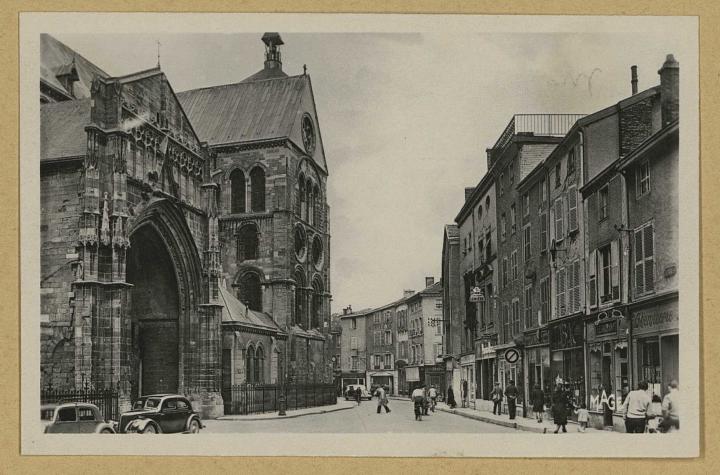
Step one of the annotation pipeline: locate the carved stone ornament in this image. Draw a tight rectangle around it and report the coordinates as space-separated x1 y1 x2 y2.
100 192 111 246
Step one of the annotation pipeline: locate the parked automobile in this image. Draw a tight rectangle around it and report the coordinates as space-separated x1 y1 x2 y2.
118 394 203 434
344 384 372 401
42 402 116 434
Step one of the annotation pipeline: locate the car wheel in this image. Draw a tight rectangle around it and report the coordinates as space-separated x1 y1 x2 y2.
100 428 114 434
142 424 157 434
188 419 200 434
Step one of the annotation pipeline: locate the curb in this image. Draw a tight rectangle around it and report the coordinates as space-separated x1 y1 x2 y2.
216 403 355 421
437 407 547 433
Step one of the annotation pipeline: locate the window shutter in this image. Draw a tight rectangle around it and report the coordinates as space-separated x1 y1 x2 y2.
644 225 655 292
554 199 564 239
556 268 566 317
541 213 548 251
610 239 620 300
634 229 644 295
568 188 578 232
588 250 597 308
572 260 581 312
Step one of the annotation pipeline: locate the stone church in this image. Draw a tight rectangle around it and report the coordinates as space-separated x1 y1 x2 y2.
39 33 332 417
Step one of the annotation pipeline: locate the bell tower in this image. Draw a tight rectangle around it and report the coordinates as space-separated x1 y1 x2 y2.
262 32 284 72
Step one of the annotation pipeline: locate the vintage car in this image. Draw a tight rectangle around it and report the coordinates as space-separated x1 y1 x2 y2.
344 384 372 401
118 394 203 434
42 402 116 434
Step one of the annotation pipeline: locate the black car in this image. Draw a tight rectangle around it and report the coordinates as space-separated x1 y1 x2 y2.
118 394 203 434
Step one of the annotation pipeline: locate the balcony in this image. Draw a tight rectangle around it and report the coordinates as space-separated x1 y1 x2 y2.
490 114 586 162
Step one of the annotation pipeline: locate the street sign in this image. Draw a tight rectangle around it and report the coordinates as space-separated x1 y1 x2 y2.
469 287 484 303
504 348 520 364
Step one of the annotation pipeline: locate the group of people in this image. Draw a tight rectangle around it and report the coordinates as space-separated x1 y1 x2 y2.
410 384 440 421
620 379 680 434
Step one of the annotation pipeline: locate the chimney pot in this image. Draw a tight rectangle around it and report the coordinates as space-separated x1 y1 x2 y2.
425 276 435 288
631 65 638 95
658 53 679 126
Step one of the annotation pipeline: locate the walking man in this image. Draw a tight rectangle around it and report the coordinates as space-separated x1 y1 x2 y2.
354 386 362 405
428 385 438 412
661 380 680 432
620 380 652 433
504 380 519 420
491 382 503 415
375 385 391 414
411 385 426 421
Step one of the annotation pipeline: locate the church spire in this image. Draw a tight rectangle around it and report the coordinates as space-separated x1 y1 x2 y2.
261 32 284 72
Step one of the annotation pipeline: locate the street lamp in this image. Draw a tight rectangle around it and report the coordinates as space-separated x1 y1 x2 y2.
278 352 286 416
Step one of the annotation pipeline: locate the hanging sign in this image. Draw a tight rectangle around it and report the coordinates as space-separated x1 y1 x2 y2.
469 287 484 303
504 348 520 364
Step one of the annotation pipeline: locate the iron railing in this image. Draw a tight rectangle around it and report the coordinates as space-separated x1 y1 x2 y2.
41 386 120 421
491 114 586 161
223 383 337 415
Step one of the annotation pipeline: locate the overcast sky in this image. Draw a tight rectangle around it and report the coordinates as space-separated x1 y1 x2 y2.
54 29 688 311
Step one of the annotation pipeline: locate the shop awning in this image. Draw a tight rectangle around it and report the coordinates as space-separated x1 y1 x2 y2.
406 366 420 382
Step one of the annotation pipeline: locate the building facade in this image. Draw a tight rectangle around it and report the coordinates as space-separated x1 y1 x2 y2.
39 33 333 417
404 279 444 395
338 306 371 389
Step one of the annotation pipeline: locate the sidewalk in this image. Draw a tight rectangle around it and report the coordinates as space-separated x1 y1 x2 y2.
436 403 607 434
216 399 356 421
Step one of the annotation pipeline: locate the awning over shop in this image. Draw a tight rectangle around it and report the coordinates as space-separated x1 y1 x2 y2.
406 366 420 382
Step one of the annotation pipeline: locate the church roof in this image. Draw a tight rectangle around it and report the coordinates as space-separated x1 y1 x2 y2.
219 283 285 334
41 34 108 99
176 75 307 148
40 98 91 161
240 67 289 83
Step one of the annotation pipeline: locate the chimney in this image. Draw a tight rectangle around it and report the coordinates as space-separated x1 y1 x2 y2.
348 305 352 314
343 307 348 315
465 187 475 201
425 276 435 288
658 54 679 126
403 289 415 299
261 32 284 73
631 65 638 95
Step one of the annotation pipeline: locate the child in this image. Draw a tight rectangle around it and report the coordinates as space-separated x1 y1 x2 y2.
647 394 663 433
575 402 589 432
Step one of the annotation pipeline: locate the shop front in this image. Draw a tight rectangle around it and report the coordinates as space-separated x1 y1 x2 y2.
460 353 476 408
631 296 679 399
495 342 523 416
475 335 498 411
523 328 551 413
585 307 629 431
367 370 397 395
340 372 366 391
548 317 585 422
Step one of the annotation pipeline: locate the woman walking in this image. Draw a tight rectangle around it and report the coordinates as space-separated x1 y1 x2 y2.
446 384 457 409
551 385 569 433
531 384 545 423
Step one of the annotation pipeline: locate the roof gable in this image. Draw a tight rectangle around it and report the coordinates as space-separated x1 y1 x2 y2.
177 74 328 173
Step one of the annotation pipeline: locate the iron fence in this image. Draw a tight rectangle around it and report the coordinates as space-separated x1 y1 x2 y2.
41 386 120 421
223 383 337 415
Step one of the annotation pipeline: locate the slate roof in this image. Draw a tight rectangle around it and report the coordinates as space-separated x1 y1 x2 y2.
219 284 285 334
176 75 307 148
40 99 91 161
41 34 108 99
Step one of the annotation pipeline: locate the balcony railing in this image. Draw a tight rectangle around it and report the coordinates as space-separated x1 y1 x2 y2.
491 114 586 160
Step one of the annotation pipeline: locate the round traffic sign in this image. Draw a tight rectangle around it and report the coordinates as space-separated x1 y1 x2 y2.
504 348 520 364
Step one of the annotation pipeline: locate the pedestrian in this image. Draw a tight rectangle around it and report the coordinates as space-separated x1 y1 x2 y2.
428 385 438 412
661 379 680 432
355 386 361 405
375 385 391 414
551 385 569 433
491 382 503 415
461 379 469 408
531 384 545 423
619 380 652 433
575 402 589 432
647 394 662 433
446 384 457 409
504 380 519 420
411 385 426 421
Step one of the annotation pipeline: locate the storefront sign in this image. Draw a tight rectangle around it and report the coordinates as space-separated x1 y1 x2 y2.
632 304 678 336
524 328 549 347
595 318 618 336
406 366 420 382
589 389 617 411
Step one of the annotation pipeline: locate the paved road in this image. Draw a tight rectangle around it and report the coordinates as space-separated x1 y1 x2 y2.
203 398 515 433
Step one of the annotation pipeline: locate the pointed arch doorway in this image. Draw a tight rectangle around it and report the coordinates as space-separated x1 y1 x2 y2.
126 223 180 397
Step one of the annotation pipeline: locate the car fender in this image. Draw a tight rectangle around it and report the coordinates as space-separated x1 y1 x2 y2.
184 414 203 431
126 418 161 434
94 422 116 433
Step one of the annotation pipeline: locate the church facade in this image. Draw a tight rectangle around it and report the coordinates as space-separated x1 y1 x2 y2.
39 33 332 417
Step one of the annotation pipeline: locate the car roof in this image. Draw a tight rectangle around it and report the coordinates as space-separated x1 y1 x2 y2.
54 402 98 409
